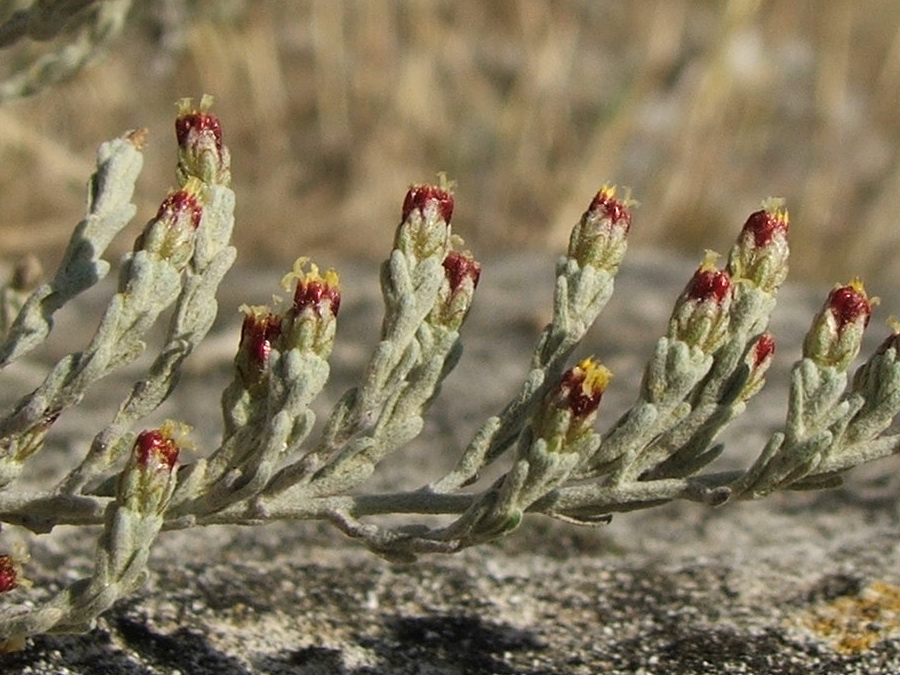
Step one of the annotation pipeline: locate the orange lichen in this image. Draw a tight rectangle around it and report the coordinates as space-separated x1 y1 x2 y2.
797 580 900 654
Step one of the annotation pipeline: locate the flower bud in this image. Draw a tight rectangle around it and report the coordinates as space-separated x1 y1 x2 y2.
739 332 776 401
235 305 283 388
281 258 341 357
873 318 900 356
803 279 877 370
532 357 612 453
395 183 454 261
117 421 189 515
750 331 776 369
852 318 900 392
175 95 231 186
567 184 633 272
133 177 205 270
430 250 482 329
727 198 790 293
668 252 733 353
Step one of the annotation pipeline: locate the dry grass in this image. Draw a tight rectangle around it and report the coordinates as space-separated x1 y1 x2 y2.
0 0 899 293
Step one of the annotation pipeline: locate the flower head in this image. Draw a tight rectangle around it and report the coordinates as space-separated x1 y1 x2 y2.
803 279 877 370
175 95 231 186
873 318 900 357
727 198 790 294
280 258 341 358
134 177 205 270
156 185 204 231
737 332 776 401
668 252 733 353
567 184 633 272
828 280 874 329
852 318 900 393
430 250 482 330
532 358 612 453
282 258 342 319
235 305 284 387
751 332 776 369
118 421 190 515
559 358 612 417
443 250 482 292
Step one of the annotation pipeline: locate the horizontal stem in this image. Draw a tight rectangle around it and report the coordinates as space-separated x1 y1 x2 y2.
0 492 108 531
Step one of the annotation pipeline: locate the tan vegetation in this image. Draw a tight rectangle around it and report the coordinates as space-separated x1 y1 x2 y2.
0 0 898 289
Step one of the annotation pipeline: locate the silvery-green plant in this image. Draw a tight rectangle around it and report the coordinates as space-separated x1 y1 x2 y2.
0 97 898 651
0 0 133 104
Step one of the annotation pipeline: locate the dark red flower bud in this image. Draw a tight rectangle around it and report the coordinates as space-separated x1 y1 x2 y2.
175 95 231 186
431 250 482 330
567 184 634 271
119 421 188 514
736 332 777 401
827 280 874 331
155 187 204 231
134 178 205 268
752 332 776 368
532 358 612 454
803 279 877 370
727 198 790 293
668 253 733 353
175 108 223 155
278 259 342 358
741 207 789 248
686 264 732 303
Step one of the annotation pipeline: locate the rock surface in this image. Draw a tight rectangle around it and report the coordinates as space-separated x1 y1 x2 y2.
1 249 898 674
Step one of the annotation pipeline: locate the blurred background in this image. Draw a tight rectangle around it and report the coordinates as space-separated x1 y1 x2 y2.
0 0 898 292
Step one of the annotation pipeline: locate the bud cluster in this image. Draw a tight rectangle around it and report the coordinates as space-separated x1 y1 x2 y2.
233 259 342 391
